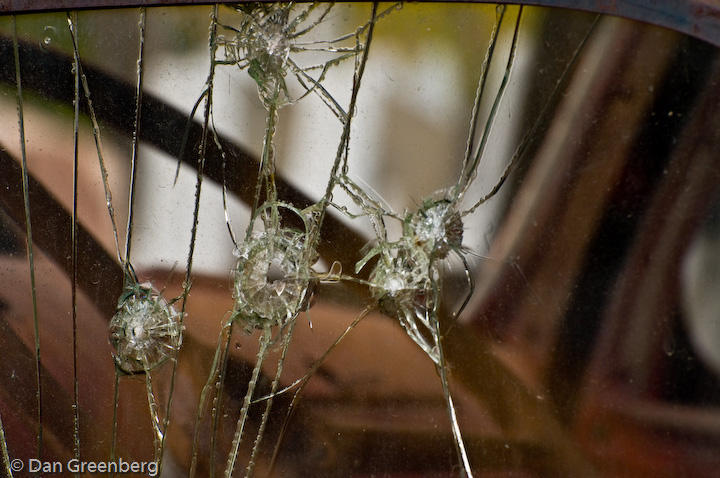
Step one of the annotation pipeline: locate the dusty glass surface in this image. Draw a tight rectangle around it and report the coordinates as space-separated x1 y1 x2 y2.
0 2 719 477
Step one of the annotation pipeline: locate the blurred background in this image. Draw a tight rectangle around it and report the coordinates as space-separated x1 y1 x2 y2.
0 2 719 476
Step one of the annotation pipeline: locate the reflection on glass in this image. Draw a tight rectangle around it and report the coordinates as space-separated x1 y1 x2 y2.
0 3 718 477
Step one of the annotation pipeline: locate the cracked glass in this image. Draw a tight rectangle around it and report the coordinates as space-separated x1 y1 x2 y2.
0 2 719 477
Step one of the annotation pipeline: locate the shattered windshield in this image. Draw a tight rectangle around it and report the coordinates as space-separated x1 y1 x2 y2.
0 2 719 477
